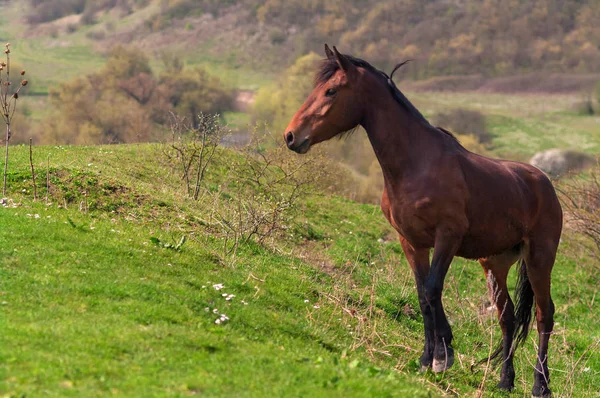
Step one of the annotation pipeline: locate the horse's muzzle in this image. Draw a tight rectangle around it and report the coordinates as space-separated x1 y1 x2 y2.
285 131 311 154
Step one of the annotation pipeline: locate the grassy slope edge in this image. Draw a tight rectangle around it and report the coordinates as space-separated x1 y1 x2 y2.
0 144 599 397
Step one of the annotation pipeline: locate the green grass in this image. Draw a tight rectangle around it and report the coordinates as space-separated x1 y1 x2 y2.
410 91 600 160
1 144 599 397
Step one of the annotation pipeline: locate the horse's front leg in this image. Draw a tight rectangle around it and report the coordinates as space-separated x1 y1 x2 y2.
399 236 434 370
424 232 462 373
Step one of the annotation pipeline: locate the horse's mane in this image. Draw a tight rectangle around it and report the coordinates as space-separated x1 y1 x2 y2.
315 55 458 142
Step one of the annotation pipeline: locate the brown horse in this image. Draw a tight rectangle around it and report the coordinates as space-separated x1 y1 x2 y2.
284 45 562 397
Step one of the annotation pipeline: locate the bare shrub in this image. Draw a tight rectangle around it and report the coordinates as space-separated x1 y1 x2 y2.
208 130 341 255
0 43 29 196
162 112 228 200
431 108 491 144
558 164 600 265
167 121 348 255
161 115 354 255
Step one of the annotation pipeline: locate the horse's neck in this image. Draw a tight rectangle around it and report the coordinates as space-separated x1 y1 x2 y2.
362 99 442 188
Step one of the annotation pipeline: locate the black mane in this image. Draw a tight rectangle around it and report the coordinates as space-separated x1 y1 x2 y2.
315 55 458 141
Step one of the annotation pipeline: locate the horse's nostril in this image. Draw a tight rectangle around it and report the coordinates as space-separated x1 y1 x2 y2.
286 131 294 145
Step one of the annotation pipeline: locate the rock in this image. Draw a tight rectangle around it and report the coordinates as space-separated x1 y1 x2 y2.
530 149 594 177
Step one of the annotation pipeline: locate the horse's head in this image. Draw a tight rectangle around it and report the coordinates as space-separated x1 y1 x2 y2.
284 45 365 154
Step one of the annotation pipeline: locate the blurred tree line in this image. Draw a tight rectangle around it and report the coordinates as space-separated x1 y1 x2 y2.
255 0 600 76
34 46 232 145
27 0 599 76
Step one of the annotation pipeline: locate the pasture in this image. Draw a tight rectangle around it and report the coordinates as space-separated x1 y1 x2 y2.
1 136 598 396
0 2 598 394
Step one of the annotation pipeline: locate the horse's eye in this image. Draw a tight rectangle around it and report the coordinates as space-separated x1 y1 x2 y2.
325 88 336 97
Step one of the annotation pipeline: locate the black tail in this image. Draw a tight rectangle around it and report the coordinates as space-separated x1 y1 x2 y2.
475 258 535 369
513 258 535 348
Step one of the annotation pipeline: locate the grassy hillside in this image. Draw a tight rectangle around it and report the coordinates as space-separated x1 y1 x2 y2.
1 143 599 397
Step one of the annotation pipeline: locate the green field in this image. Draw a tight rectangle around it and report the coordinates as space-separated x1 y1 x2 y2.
0 2 599 396
0 143 598 397
410 91 600 161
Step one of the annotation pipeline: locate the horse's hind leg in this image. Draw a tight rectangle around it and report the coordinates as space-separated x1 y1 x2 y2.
479 247 521 391
524 237 558 398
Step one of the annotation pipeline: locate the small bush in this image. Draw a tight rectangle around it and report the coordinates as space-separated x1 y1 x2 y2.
269 28 286 44
86 30 106 40
66 23 78 33
573 97 595 115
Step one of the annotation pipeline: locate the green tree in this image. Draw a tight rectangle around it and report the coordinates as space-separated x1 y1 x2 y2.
39 46 233 144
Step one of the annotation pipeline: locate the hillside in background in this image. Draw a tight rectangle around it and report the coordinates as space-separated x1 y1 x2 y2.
18 0 600 79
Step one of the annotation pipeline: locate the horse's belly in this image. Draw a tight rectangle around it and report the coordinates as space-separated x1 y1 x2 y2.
457 230 524 259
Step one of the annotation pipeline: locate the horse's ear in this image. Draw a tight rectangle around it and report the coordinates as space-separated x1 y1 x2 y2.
324 44 334 60
332 46 356 76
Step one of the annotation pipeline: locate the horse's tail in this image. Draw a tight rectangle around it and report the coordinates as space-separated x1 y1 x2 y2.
513 258 535 348
475 258 534 369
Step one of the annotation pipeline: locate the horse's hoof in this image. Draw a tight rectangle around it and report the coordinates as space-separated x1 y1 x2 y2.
531 386 552 398
497 381 514 392
432 354 454 373
419 365 430 373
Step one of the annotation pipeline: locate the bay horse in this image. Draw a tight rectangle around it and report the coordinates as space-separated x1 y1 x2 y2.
284 45 562 397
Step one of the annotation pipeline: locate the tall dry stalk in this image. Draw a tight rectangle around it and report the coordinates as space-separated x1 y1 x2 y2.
29 138 37 200
0 42 28 196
